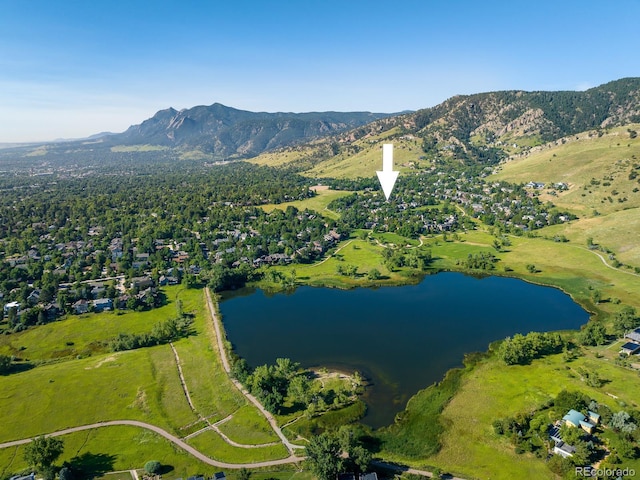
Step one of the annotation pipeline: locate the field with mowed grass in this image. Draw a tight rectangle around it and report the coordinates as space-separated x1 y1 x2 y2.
0 286 291 473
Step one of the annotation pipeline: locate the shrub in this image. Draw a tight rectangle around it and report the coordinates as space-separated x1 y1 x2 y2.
144 460 162 474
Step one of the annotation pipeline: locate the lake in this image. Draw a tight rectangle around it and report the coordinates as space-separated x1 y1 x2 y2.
219 272 590 428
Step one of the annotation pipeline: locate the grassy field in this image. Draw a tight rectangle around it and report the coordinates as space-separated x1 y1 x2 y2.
0 286 289 475
250 127 429 179
542 211 640 267
260 188 352 220
489 125 640 273
426 348 640 480
0 309 163 362
490 124 640 215
217 405 280 445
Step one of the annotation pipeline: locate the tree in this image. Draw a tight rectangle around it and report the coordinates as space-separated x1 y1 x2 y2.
578 321 607 346
367 268 381 280
305 433 343 480
612 306 638 337
0 354 12 374
144 460 162 474
237 468 251 480
24 436 64 473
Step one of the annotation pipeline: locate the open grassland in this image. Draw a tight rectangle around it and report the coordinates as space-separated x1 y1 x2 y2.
186 431 289 464
260 189 352 220
490 124 640 215
0 286 289 471
217 405 280 445
110 145 169 152
250 127 429 179
0 309 162 362
0 426 212 479
263 236 427 290
306 134 426 179
542 211 640 267
0 345 195 441
426 350 640 480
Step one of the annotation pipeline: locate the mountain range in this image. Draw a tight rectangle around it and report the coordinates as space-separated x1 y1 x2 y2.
106 77 640 163
109 104 391 159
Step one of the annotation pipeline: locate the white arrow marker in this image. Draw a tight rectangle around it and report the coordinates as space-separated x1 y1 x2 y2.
376 143 399 201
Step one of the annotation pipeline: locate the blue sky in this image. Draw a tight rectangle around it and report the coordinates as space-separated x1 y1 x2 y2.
1 0 639 142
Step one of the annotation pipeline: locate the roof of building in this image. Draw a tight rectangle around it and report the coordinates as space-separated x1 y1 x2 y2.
588 411 601 421
214 473 226 480
555 441 576 454
580 420 594 430
563 409 586 426
621 342 640 352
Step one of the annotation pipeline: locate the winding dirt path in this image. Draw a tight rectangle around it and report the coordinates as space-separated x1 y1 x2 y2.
0 420 303 469
205 288 305 453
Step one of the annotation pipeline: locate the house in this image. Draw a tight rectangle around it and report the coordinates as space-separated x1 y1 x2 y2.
620 342 640 355
625 328 640 343
213 472 226 480
27 289 41 305
562 409 595 433
44 302 61 321
73 299 89 314
553 441 576 458
4 301 21 315
130 276 153 290
158 275 179 286
587 411 600 425
92 298 113 312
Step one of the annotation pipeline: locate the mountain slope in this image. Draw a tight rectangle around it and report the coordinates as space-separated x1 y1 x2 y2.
111 103 391 159
250 78 640 176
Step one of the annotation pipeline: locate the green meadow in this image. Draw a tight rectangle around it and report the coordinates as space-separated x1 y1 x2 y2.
260 188 352 220
0 286 289 473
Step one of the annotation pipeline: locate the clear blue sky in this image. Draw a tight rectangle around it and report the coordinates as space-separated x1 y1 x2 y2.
1 0 639 142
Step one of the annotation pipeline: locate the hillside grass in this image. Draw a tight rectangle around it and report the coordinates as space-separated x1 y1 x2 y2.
0 308 164 362
490 124 640 215
306 134 425 179
250 127 429 179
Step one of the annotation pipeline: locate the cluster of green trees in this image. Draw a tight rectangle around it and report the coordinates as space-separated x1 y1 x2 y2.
458 251 496 270
232 357 308 414
108 315 193 352
306 427 373 480
612 305 639 336
0 354 12 374
381 247 431 272
497 331 565 365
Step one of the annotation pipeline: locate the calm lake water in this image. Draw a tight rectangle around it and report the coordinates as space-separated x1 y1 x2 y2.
219 272 589 428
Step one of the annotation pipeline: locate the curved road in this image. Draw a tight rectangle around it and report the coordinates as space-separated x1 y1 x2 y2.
0 420 303 469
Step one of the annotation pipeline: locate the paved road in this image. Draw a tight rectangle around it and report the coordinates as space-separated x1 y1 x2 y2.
0 420 304 469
